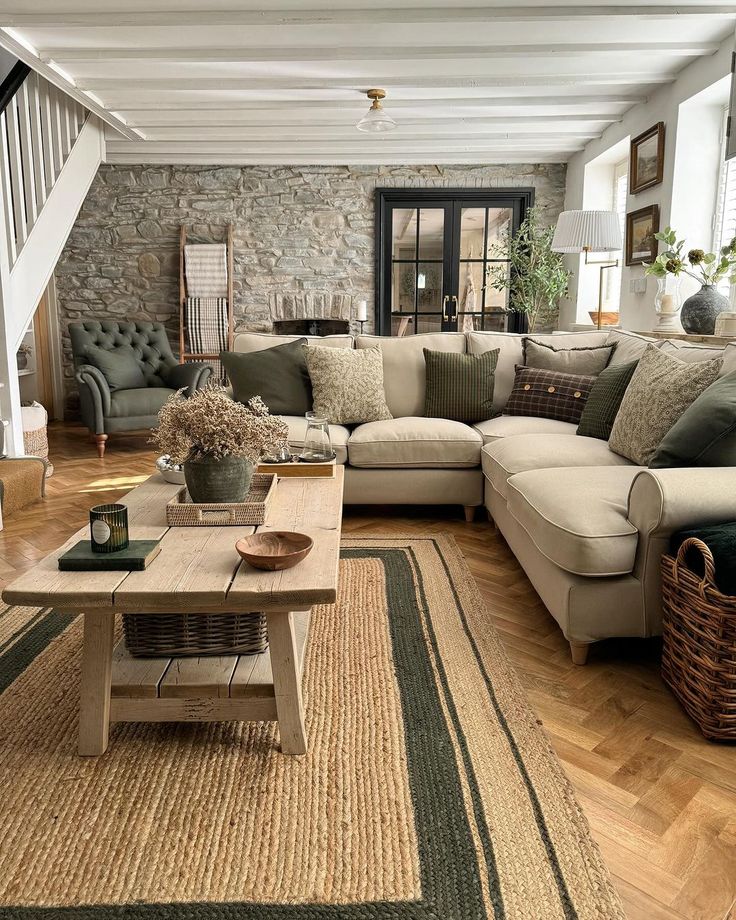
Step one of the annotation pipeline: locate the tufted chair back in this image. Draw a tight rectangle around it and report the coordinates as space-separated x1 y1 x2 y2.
70 320 177 387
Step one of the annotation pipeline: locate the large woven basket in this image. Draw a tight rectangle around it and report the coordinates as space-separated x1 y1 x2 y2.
661 537 736 741
123 612 268 658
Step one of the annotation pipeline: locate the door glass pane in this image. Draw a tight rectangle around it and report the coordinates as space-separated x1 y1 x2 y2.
391 315 416 336
392 262 416 313
418 208 445 259
486 208 512 259
459 207 486 260
457 261 485 313
416 262 443 311
392 208 417 259
416 315 443 334
485 262 510 311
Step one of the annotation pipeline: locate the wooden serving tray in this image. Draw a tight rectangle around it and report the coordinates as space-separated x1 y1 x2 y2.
256 460 335 479
166 473 277 526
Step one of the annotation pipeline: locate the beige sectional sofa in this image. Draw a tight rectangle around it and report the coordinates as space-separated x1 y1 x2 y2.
232 329 736 665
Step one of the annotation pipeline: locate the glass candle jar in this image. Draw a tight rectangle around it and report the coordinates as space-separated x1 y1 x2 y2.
90 503 129 553
300 413 335 462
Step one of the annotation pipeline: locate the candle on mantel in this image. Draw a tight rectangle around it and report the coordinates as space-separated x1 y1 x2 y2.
659 294 674 313
356 300 368 322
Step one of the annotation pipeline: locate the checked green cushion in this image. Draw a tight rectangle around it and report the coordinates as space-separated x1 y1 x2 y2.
576 359 638 441
423 348 499 423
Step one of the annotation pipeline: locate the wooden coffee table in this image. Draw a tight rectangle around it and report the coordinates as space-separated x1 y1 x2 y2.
2 467 343 756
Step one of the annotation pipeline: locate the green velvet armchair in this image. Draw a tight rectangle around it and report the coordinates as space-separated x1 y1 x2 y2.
70 320 212 457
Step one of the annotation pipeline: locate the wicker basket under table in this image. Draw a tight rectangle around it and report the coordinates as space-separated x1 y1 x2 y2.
661 537 736 741
123 611 268 658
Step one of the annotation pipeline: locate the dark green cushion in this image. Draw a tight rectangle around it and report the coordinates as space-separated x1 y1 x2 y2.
670 522 736 595
649 372 736 468
108 387 176 418
576 359 638 440
220 339 312 416
423 348 498 423
84 344 146 391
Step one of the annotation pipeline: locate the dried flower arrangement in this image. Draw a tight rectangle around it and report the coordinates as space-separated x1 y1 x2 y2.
152 385 288 465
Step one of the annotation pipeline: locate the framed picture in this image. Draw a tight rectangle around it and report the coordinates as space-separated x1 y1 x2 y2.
630 122 665 193
626 204 660 266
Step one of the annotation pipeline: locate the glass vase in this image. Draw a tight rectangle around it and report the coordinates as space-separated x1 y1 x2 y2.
653 276 682 332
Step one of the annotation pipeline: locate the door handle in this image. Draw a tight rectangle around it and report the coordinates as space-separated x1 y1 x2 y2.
442 295 450 321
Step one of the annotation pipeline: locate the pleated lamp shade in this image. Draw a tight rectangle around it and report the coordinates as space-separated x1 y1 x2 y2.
551 210 622 253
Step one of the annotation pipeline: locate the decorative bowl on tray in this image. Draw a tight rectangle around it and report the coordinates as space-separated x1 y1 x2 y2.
156 454 186 484
235 531 313 571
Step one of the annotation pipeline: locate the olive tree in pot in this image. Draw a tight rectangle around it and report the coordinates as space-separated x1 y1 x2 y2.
152 385 289 503
486 206 571 332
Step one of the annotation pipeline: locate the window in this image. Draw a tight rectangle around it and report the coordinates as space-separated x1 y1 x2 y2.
714 107 736 282
604 159 627 308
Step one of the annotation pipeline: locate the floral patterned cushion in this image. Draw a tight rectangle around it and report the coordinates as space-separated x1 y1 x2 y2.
304 345 393 425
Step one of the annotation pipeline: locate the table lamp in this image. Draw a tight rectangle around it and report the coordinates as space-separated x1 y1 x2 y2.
551 210 623 329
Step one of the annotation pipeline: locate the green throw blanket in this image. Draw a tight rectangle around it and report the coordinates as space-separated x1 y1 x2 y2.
670 522 736 596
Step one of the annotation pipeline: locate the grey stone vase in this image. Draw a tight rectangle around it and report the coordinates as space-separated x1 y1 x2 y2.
184 454 254 503
680 284 730 335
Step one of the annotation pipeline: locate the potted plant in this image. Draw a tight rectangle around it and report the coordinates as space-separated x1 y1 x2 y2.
486 206 571 332
644 227 736 334
16 343 32 371
152 385 288 503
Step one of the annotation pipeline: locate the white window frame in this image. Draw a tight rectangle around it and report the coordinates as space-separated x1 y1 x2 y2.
603 158 627 309
712 106 736 295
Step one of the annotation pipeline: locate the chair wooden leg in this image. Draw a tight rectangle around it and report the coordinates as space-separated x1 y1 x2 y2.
463 505 475 523
95 434 108 459
569 641 590 666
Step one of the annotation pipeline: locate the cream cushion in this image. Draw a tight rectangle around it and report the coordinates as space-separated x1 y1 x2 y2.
233 333 353 353
466 330 608 413
473 415 577 444
348 417 482 468
658 339 725 363
605 329 657 365
280 415 350 465
481 433 634 500
507 466 642 577
357 333 466 418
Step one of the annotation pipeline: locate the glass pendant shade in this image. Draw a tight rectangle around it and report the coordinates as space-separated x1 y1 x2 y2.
356 95 397 133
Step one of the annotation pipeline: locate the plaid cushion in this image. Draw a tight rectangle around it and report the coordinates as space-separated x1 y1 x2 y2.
424 348 499 423
185 297 229 356
576 360 638 440
505 365 595 424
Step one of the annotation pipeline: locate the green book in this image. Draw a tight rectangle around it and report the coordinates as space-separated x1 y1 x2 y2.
58 540 161 571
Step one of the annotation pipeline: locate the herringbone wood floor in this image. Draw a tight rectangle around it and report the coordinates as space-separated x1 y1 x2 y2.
2 423 735 920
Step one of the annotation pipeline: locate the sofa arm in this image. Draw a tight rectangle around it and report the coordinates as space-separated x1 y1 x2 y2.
163 362 213 396
628 468 736 536
76 364 111 427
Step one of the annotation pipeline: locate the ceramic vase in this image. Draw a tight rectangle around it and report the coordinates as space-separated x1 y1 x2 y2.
184 454 254 503
680 284 730 335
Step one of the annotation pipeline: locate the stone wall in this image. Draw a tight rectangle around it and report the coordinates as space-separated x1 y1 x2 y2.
57 163 566 409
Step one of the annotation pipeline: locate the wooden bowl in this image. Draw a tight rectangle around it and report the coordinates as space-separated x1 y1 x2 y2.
588 310 620 327
235 531 313 571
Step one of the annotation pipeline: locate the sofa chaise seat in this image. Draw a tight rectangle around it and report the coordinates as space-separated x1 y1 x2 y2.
473 415 578 444
348 418 482 468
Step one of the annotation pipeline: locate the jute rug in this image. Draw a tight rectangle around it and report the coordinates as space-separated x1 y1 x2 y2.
0 536 624 919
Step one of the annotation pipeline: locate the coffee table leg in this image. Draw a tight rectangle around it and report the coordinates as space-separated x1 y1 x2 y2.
78 610 115 756
266 608 307 755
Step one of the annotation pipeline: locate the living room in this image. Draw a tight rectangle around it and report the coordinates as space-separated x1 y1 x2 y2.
0 4 735 920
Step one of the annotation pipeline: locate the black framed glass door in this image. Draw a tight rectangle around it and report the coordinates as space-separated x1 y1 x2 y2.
376 188 534 335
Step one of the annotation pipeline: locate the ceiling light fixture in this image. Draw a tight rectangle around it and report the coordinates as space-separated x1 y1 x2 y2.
356 88 397 133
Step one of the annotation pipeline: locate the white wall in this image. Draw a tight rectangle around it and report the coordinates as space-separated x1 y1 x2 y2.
562 36 734 331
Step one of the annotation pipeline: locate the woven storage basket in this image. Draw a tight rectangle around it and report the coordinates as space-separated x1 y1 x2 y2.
661 537 736 741
21 403 53 477
123 611 268 658
166 473 277 526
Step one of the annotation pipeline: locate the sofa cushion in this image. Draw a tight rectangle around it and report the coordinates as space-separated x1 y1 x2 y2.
424 348 498 423
84 344 146 391
109 387 176 418
505 365 595 424
482 433 634 500
474 415 578 444
357 333 466 417
348 417 482 468
576 359 638 441
506 467 641 577
280 416 349 465
658 339 725 363
220 339 312 416
524 338 615 375
467 330 607 414
605 329 657 365
304 345 393 425
233 333 353 353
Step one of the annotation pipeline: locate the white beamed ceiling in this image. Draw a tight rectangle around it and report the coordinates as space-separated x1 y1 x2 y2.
2 1 736 164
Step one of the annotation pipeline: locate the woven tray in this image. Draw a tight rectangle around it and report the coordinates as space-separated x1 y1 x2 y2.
166 473 277 526
123 611 268 657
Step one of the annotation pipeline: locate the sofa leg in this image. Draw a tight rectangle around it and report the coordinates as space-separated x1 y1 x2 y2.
95 434 108 459
463 505 475 523
569 641 590 666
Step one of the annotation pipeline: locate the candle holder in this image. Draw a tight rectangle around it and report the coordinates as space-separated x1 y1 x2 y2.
90 503 129 553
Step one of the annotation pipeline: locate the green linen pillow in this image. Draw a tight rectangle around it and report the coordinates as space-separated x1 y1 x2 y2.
609 345 722 465
523 338 615 375
220 339 311 416
423 348 499 423
649 372 736 467
83 344 146 391
576 359 638 441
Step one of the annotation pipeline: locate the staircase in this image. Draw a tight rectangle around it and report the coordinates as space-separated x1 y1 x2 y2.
0 68 104 454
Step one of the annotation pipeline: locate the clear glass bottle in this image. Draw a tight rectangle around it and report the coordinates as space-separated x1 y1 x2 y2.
300 413 335 462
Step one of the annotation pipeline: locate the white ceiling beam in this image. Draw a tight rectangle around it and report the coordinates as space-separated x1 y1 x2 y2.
104 153 573 166
0 27 141 140
102 139 586 153
141 127 604 141
5 6 736 27
49 41 719 64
